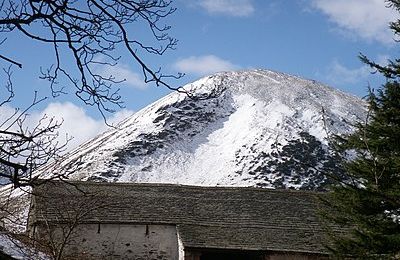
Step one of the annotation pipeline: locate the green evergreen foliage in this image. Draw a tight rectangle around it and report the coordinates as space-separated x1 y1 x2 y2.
323 1 400 259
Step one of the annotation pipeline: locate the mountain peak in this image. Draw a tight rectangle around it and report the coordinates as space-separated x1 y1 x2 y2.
38 69 367 190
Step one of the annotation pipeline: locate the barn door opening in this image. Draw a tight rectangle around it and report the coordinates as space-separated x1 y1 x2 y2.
199 250 264 260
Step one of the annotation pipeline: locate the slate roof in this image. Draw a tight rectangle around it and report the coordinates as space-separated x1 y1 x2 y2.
29 181 336 254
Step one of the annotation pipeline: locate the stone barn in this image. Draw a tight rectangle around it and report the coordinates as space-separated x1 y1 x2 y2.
27 181 336 259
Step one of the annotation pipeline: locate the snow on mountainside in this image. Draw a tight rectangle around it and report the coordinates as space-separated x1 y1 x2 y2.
38 69 367 190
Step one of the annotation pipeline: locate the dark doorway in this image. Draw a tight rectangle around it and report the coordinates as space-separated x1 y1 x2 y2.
200 250 264 260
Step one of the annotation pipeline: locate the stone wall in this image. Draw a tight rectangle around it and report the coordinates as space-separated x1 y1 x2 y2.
35 223 179 260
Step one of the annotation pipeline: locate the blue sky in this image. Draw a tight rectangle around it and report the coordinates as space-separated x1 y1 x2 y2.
1 0 398 150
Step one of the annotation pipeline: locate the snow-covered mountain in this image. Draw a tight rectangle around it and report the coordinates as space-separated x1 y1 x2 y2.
39 69 367 190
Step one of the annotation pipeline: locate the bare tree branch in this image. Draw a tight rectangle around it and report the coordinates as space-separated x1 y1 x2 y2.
0 0 181 187
0 0 182 116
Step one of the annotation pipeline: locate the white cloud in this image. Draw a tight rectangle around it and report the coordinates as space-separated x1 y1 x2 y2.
321 60 374 87
98 63 147 90
35 103 104 149
310 0 399 44
376 54 391 66
106 109 135 126
0 105 17 125
198 0 254 17
173 55 238 76
325 60 371 85
0 102 134 152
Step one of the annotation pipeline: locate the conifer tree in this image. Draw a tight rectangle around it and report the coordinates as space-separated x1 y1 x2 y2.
323 1 400 258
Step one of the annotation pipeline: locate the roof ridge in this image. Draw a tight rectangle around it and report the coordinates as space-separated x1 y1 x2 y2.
35 179 325 194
